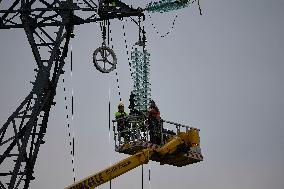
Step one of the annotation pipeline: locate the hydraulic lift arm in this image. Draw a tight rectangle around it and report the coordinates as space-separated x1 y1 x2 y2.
65 149 151 189
65 129 200 189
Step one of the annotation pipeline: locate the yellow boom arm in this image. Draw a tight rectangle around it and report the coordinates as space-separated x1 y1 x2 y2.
65 149 151 189
65 129 200 189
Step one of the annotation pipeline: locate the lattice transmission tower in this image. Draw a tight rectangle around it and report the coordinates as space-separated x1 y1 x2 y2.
0 1 143 189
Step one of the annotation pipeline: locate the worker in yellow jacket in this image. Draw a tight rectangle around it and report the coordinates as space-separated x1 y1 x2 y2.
115 102 129 142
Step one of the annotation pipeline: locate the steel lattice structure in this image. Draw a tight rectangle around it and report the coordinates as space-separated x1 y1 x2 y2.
0 1 143 189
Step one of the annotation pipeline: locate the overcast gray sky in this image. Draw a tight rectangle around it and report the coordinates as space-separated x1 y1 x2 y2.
1 0 284 189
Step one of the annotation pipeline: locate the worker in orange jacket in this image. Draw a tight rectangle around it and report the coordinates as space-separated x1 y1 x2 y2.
147 100 161 144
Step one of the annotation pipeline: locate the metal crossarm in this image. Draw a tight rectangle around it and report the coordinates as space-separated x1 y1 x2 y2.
0 0 143 29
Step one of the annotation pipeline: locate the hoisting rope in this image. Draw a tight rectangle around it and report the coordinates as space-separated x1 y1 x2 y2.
148 151 152 189
108 73 112 189
122 19 133 77
122 19 146 189
70 43 76 183
107 20 122 101
198 0 203 15
142 164 144 189
123 18 152 188
107 20 112 189
62 42 76 183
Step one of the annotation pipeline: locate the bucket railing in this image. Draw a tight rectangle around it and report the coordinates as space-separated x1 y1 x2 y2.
113 116 198 148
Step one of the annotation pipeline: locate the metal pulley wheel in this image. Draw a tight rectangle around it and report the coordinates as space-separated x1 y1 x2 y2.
93 45 117 73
